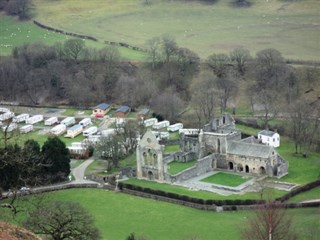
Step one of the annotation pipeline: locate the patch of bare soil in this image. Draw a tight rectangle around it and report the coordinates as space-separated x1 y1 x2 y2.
0 222 41 240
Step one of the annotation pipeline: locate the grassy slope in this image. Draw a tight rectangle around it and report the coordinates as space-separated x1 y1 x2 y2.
32 0 320 60
2 189 318 240
0 15 146 60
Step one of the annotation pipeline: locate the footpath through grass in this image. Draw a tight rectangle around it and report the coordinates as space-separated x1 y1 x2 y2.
1 189 318 240
201 172 251 187
167 160 197 175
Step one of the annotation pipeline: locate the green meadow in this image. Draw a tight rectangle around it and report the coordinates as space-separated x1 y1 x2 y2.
1 189 318 240
31 0 320 60
0 15 146 60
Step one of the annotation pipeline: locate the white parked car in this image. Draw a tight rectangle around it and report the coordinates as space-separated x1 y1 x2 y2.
20 186 30 192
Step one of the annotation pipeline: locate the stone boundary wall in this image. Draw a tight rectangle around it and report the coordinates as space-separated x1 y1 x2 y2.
119 186 320 211
121 188 217 211
33 20 147 53
104 40 147 52
2 183 319 212
33 20 98 41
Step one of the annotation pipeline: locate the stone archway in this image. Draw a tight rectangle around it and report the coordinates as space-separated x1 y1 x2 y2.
228 162 234 170
245 165 249 173
259 166 266 175
148 171 154 180
237 163 243 172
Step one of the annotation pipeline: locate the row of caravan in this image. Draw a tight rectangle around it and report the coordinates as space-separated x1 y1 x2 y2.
1 123 33 133
143 118 183 132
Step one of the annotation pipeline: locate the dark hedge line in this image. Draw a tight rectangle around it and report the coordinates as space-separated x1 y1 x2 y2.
275 179 320 202
119 182 265 206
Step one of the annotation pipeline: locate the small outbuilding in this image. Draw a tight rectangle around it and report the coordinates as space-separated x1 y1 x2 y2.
258 130 280 148
93 103 110 117
137 108 150 120
115 106 130 118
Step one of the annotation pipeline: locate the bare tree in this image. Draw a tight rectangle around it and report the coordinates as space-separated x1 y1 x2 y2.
116 120 144 155
64 39 85 60
190 71 218 126
242 201 298 240
206 53 231 78
24 201 101 240
146 36 161 70
288 97 320 157
230 47 251 76
150 90 185 122
94 135 124 171
215 72 237 113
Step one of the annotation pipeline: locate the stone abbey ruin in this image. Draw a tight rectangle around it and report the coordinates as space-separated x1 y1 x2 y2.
136 115 288 183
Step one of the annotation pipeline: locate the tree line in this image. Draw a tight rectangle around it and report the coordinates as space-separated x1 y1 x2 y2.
0 35 319 154
0 136 70 191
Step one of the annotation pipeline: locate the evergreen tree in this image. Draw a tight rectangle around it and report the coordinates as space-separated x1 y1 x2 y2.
42 137 70 183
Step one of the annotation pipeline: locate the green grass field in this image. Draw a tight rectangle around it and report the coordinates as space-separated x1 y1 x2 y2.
165 144 180 153
1 189 318 240
167 160 197 175
201 172 251 187
0 15 146 60
31 0 320 61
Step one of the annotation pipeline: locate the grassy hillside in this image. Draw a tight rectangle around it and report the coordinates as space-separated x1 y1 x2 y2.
2 189 318 240
31 0 320 60
0 15 146 60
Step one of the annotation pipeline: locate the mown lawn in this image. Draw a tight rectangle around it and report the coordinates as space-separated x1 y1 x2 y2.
1 189 318 240
201 172 251 187
167 160 197 175
32 0 320 60
123 178 286 201
165 144 180 153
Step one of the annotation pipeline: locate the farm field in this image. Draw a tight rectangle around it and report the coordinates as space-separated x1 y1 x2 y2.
1 189 318 240
0 15 146 60
31 0 320 61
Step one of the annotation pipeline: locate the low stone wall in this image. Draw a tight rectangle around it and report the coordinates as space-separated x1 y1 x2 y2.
33 20 98 41
121 188 217 211
170 154 213 182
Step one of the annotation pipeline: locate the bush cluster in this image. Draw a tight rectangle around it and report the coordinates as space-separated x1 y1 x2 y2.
119 183 264 206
